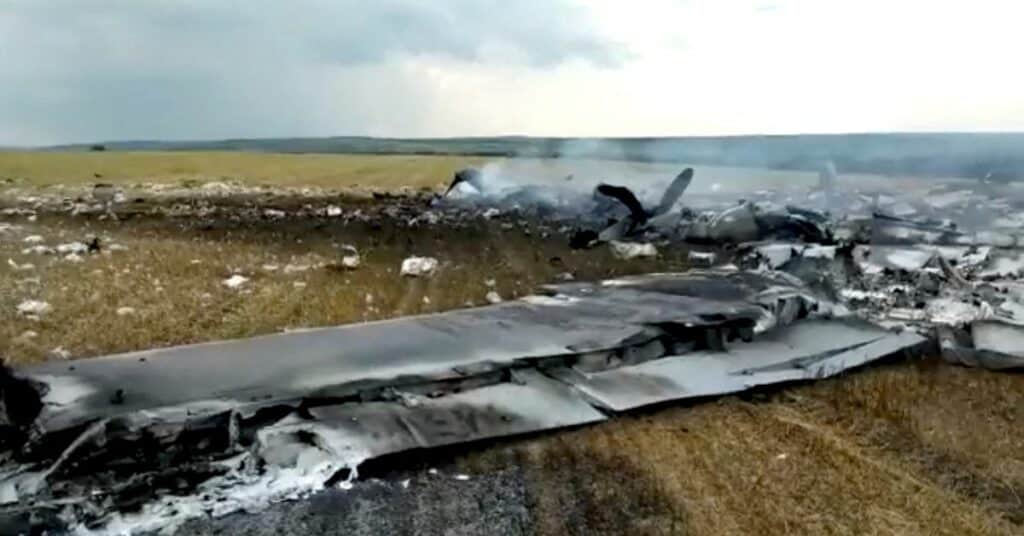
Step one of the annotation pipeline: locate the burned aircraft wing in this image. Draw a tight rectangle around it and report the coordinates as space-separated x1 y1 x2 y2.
0 269 927 534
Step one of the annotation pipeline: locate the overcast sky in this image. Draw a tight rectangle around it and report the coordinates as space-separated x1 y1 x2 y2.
1 0 1022 145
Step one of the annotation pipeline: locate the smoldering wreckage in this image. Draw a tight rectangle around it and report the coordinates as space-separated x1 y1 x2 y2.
3 164 1024 534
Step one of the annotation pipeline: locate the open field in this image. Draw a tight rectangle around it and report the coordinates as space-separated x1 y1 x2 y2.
1 152 1022 535
0 151 485 189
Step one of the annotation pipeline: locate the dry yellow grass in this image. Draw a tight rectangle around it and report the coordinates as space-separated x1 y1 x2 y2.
0 214 692 364
0 151 486 189
461 364 1024 535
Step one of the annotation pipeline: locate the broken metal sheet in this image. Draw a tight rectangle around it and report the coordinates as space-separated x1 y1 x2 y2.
706 202 760 243
939 322 1024 370
853 244 992 274
978 249 1024 279
970 321 1024 368
549 319 927 412
872 213 1023 248
871 213 964 245
269 369 607 463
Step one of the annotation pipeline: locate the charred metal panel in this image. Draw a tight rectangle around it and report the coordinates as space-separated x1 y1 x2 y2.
549 319 926 412
268 369 607 461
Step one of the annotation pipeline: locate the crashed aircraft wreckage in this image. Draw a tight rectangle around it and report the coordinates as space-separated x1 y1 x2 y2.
3 164 1024 534
1 268 930 534
441 165 835 247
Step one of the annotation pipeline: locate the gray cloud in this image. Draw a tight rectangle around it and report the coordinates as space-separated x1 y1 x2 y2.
0 0 627 144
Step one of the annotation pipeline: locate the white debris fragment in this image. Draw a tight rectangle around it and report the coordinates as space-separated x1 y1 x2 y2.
64 253 84 263
262 264 280 272
340 245 360 269
484 278 496 288
107 243 128 252
116 307 136 316
17 299 50 316
485 291 503 304
688 251 717 267
14 330 38 343
401 256 439 277
422 296 431 305
365 293 374 305
998 300 1024 324
411 211 441 226
888 201 918 217
200 181 233 193
293 281 307 289
482 208 501 219
190 259 202 265
840 289 889 304
21 245 55 255
926 297 992 326
264 209 286 219
609 241 657 260
453 474 471 481
22 235 44 244
400 479 411 489
337 253 360 269
223 274 250 289
325 205 342 217
7 259 35 271
802 245 837 260
56 242 88 254
755 244 797 269
427 468 439 476
283 263 313 274
50 347 72 360
979 250 1024 279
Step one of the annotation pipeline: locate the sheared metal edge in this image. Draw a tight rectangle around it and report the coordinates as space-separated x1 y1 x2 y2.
548 319 927 412
265 369 606 462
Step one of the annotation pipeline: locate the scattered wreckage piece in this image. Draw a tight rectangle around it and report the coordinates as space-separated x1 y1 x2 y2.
872 212 1024 248
586 167 695 245
0 268 926 534
443 168 484 196
748 231 1024 371
938 321 1024 370
683 202 833 245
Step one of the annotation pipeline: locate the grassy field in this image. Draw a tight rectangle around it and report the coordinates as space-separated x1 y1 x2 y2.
460 362 1023 535
0 151 486 189
2 152 1022 535
0 213 695 364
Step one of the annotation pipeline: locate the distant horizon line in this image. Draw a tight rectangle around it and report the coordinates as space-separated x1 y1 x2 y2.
19 130 1024 149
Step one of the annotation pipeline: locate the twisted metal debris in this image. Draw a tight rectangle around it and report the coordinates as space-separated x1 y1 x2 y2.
2 163 1023 534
